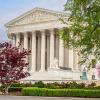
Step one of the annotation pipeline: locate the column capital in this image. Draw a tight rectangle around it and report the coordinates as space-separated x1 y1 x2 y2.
23 31 28 34
32 30 36 33
40 29 46 34
23 32 28 37
49 28 55 33
15 32 21 35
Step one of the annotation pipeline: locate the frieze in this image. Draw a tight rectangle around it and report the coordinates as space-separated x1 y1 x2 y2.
8 11 60 26
5 7 69 27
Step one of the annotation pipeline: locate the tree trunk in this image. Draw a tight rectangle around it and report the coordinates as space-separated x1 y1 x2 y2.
4 85 11 94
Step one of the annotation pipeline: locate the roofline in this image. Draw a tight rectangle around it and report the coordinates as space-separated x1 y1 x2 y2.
5 7 70 27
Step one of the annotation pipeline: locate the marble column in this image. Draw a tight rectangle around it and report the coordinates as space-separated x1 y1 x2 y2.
36 34 41 71
54 34 59 60
16 33 20 47
24 32 28 50
31 31 36 72
64 48 69 68
40 30 46 71
28 35 32 71
46 34 50 69
24 32 28 64
73 50 79 71
69 49 74 70
59 38 64 67
50 29 55 68
8 34 13 45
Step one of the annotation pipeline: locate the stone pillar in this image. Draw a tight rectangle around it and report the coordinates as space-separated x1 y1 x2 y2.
36 34 41 71
28 36 32 71
64 48 69 68
16 33 20 47
40 30 46 71
24 32 28 50
50 29 55 68
59 38 64 67
8 38 12 43
73 50 79 71
13 35 16 47
46 34 50 69
69 49 74 70
31 31 36 72
54 34 59 60
8 34 13 45
24 32 28 63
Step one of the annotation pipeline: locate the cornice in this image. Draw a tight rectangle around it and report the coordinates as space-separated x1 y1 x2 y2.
5 7 70 27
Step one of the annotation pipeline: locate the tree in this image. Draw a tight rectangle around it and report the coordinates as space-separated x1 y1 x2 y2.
60 0 100 68
0 42 31 94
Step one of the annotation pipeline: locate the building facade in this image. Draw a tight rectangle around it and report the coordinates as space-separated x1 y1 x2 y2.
5 7 96 81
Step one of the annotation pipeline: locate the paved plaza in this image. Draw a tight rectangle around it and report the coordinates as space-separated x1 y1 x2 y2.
0 96 99 100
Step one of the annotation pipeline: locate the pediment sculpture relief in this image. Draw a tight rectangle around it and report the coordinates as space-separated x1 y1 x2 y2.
10 11 58 26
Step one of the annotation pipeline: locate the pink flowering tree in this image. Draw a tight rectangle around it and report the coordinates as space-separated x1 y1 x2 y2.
0 42 31 94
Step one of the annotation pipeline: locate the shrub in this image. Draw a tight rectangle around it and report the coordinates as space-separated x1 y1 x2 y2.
10 82 34 88
68 81 81 88
8 87 23 92
45 82 62 89
94 86 100 89
22 87 100 97
79 83 85 88
0 84 6 90
32 81 85 89
24 82 33 87
60 82 69 88
87 82 96 88
33 81 45 88
1 81 99 92
10 83 25 87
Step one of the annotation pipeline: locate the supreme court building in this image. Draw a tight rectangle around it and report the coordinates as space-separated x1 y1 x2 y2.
5 7 97 81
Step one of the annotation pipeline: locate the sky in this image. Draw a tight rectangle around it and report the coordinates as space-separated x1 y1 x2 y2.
0 0 67 42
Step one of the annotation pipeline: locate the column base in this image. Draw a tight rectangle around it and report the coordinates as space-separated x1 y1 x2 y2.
39 69 45 72
29 70 36 74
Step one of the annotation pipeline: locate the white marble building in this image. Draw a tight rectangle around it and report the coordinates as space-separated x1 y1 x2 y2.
5 7 84 81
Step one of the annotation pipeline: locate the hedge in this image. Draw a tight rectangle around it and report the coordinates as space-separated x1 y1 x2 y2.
8 87 23 92
4 81 99 89
22 87 100 97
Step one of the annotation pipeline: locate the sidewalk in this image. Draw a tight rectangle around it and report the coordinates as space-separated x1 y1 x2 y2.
0 96 100 100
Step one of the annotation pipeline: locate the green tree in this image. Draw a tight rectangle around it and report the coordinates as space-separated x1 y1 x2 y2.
60 0 100 68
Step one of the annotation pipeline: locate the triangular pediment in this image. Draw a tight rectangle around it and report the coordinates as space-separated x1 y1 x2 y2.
6 7 68 27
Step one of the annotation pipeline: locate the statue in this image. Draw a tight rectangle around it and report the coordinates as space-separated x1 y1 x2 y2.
92 72 95 80
80 67 87 80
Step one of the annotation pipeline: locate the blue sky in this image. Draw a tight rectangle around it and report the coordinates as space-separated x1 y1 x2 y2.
0 0 66 42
